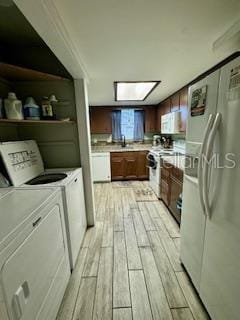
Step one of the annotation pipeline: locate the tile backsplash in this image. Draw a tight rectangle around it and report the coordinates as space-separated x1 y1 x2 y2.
91 134 112 144
91 132 156 144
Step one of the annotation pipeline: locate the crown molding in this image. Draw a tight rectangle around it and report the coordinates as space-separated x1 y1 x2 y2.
213 18 240 53
14 0 89 81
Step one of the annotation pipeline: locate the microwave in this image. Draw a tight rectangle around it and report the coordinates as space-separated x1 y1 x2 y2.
161 111 181 134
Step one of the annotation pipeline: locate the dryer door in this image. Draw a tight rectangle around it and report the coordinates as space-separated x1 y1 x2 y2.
1 203 65 320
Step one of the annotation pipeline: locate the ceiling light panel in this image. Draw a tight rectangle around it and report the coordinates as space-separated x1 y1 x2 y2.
115 81 160 101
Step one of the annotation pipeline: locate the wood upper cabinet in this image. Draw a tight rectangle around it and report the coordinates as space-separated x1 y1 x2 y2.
170 92 180 112
90 107 112 134
111 151 149 181
156 98 171 132
145 107 156 132
156 87 188 133
179 87 188 132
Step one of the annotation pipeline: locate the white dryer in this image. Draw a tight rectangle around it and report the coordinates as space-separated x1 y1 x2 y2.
0 140 87 270
0 188 70 320
0 187 13 199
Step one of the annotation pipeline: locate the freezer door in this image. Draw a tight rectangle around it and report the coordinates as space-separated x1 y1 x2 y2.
186 70 220 143
180 175 206 291
200 56 240 320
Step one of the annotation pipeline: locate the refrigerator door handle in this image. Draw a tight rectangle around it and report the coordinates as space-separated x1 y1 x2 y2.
203 112 222 218
198 114 215 215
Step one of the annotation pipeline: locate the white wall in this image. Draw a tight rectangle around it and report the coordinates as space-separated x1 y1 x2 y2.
74 79 95 226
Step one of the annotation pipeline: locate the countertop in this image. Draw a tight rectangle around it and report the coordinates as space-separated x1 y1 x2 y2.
91 144 152 153
91 144 185 170
161 155 185 171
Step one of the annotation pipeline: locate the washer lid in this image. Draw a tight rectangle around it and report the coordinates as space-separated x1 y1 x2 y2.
0 140 44 186
26 173 68 185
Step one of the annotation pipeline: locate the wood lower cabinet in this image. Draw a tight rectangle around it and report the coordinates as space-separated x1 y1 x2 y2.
160 162 172 206
161 179 171 206
125 153 138 179
111 155 125 180
137 151 149 179
169 176 182 224
161 160 183 224
111 151 149 181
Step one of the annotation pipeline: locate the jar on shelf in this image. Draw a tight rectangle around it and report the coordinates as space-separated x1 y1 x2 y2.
41 96 55 120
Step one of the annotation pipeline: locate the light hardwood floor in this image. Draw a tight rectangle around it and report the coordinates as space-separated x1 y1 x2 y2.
57 181 209 320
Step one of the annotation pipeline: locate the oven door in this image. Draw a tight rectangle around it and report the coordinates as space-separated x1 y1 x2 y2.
148 153 160 198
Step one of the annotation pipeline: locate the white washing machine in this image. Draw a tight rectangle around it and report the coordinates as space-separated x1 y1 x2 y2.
0 140 87 270
0 187 70 320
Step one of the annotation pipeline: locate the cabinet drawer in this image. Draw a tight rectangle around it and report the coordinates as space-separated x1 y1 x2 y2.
171 166 183 182
110 152 125 158
161 179 170 206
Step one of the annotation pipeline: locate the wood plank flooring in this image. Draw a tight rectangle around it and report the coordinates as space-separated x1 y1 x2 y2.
57 181 209 320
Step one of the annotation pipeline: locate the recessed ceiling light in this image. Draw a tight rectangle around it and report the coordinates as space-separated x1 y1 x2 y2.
114 81 161 101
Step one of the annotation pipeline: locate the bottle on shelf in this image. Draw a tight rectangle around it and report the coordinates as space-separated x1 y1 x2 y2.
4 92 23 120
24 97 41 120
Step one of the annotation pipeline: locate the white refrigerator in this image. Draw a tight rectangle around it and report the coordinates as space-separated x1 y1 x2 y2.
181 55 240 320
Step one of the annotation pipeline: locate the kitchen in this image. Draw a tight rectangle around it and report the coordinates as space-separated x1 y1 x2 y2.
0 1 240 320
90 96 187 223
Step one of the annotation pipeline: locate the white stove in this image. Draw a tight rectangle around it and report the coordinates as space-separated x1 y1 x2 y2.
150 148 175 156
148 148 174 198
148 141 185 198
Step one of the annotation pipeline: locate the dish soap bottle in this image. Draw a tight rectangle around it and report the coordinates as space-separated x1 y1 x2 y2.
24 97 41 120
4 92 23 120
41 96 54 120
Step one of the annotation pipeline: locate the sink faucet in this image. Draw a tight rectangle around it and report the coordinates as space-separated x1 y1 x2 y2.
121 135 126 147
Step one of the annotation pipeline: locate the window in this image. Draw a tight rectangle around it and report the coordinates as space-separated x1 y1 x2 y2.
112 109 144 142
121 109 134 140
114 81 161 101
